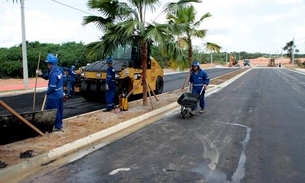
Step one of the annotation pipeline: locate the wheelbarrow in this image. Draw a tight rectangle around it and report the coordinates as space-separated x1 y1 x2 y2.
177 92 202 119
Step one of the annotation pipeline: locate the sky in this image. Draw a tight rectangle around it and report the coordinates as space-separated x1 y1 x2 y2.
1 0 305 54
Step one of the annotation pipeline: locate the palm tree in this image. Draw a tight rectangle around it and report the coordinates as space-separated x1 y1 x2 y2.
166 5 221 69
283 40 299 63
83 0 202 105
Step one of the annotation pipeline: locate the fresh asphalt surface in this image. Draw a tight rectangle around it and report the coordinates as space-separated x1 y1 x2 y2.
19 67 305 183
0 68 238 118
0 68 239 144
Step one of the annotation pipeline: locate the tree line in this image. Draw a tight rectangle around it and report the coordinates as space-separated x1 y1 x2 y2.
2 40 299 79
0 41 88 78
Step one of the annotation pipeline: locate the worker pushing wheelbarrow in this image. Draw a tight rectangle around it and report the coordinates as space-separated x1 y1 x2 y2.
177 61 210 119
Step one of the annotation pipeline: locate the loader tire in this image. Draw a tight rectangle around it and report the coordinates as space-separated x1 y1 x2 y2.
154 76 164 94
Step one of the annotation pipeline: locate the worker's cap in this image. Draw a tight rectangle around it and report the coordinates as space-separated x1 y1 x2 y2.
106 56 113 64
192 61 200 67
71 65 75 70
45 53 58 65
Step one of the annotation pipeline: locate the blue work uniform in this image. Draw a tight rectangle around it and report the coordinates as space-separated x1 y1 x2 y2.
41 66 64 129
105 66 116 110
189 68 210 110
66 68 76 96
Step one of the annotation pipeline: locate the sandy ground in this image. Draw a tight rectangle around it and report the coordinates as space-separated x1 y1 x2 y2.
0 68 249 169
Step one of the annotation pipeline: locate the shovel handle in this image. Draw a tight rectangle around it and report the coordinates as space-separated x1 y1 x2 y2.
41 94 47 111
0 100 44 136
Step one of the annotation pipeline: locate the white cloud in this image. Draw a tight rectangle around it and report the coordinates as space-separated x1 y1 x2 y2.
0 0 304 54
0 0 101 47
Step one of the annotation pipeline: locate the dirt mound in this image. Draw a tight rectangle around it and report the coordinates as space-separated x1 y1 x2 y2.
249 57 291 66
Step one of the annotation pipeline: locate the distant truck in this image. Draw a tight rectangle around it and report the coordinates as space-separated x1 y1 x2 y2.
244 59 251 66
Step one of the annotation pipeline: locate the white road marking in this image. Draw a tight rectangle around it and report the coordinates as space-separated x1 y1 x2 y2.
109 168 131 175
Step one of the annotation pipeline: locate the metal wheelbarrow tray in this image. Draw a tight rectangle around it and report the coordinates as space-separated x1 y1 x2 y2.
177 92 201 119
177 92 201 107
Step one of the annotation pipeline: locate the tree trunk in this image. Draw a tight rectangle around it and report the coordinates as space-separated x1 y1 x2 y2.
188 37 193 67
141 41 148 106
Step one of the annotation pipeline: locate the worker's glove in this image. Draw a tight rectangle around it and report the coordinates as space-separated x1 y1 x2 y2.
105 84 109 90
36 69 42 76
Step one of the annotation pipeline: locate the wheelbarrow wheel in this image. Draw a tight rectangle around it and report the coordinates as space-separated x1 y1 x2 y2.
181 108 188 119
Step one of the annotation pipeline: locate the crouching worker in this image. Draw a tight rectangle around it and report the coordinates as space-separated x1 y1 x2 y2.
189 61 210 115
36 53 64 131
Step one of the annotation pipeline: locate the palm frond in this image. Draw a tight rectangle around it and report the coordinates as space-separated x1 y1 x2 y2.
164 0 202 13
87 0 134 22
145 23 172 43
205 42 222 53
82 16 113 30
191 29 207 38
163 41 187 66
193 12 211 27
177 37 189 48
86 41 107 60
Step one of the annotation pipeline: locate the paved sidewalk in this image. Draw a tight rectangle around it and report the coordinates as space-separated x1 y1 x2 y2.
0 78 47 91
0 78 47 97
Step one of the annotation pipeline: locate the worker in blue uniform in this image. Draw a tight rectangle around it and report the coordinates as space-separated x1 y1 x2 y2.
36 53 64 130
189 61 210 115
103 57 117 112
70 65 76 95
64 65 76 97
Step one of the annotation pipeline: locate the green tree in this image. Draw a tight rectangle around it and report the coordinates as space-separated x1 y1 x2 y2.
166 5 221 69
83 0 202 105
283 40 299 63
0 41 88 78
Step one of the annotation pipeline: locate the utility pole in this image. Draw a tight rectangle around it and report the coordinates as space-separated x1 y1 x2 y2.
225 50 228 66
210 52 213 66
292 38 295 68
21 0 29 89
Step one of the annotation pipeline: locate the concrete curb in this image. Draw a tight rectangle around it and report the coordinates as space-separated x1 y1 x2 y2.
0 68 251 182
0 102 180 182
286 68 305 76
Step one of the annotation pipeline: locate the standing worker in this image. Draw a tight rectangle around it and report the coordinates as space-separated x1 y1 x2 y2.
70 65 76 95
36 53 64 131
65 65 76 97
103 57 117 112
189 61 210 115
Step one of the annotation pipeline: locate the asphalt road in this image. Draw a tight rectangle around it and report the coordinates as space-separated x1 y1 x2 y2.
21 68 305 183
0 68 239 144
0 68 238 118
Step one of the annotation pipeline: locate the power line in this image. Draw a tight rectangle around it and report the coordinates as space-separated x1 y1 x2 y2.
49 0 97 16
